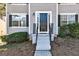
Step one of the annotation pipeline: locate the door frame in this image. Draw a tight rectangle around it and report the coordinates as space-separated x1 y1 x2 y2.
35 11 52 33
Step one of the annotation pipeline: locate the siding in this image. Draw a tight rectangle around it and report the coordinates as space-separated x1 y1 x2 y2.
7 4 28 13
58 4 78 13
8 27 29 34
58 4 79 22
7 4 29 34
30 3 57 35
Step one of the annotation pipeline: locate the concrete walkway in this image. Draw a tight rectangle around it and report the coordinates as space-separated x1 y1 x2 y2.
34 50 52 56
34 34 52 56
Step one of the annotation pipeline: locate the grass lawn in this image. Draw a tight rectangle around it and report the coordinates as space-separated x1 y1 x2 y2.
0 41 35 56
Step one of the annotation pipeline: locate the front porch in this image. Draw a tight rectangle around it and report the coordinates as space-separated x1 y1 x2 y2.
29 11 57 56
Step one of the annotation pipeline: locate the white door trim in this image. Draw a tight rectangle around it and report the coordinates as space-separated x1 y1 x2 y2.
35 11 52 33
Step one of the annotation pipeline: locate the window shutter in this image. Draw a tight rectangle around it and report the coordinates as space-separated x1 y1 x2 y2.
58 15 60 27
51 23 53 34
33 23 36 34
75 14 78 23
9 15 12 27
26 15 29 26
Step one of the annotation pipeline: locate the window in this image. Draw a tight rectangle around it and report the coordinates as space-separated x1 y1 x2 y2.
9 13 29 27
60 15 76 26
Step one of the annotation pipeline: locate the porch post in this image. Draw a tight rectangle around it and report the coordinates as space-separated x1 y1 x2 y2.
28 3 30 35
55 3 58 35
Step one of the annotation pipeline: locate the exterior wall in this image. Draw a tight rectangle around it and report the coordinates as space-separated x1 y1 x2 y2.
0 16 6 36
7 4 28 13
6 3 79 36
7 4 29 34
8 27 28 34
30 3 57 35
58 4 78 13
58 4 79 22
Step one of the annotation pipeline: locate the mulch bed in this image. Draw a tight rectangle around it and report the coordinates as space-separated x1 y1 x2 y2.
52 37 79 56
0 41 35 56
1 37 79 56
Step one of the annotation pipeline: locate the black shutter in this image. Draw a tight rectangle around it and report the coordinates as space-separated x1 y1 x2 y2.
58 15 60 27
51 23 53 34
9 15 12 27
75 14 78 23
26 15 29 26
33 23 36 34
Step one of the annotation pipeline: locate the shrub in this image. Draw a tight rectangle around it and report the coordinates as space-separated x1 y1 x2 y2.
68 23 79 38
58 25 70 37
59 23 79 38
1 32 29 43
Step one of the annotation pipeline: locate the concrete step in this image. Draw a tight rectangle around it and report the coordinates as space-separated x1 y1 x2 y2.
36 35 51 50
34 50 52 56
38 34 49 37
36 44 51 50
37 37 50 44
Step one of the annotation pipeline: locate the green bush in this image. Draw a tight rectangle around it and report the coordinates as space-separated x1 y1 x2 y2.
68 23 79 38
0 32 29 43
59 23 79 38
58 25 70 37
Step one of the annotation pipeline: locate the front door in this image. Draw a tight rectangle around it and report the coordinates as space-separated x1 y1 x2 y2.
36 11 52 33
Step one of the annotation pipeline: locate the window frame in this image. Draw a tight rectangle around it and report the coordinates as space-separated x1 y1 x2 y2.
9 3 27 5
9 13 27 28
60 13 76 26
59 3 76 5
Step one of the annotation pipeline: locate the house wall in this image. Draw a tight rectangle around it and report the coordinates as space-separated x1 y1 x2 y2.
30 3 57 35
6 3 79 36
58 4 78 13
7 4 29 34
58 4 79 22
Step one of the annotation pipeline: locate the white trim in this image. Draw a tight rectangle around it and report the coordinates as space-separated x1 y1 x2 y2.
50 11 52 23
60 13 77 15
9 13 27 27
10 13 27 15
61 14 75 24
35 11 52 33
59 3 76 5
29 3 30 35
56 3 58 35
36 11 52 13
60 13 76 25
10 3 27 5
9 27 27 28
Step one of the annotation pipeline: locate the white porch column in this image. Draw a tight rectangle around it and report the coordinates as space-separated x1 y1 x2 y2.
55 3 58 35
28 3 30 35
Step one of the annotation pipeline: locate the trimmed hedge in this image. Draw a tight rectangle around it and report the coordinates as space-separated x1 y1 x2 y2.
0 32 29 43
59 23 79 38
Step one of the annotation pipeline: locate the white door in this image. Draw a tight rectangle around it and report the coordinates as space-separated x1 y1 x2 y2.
35 11 52 33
